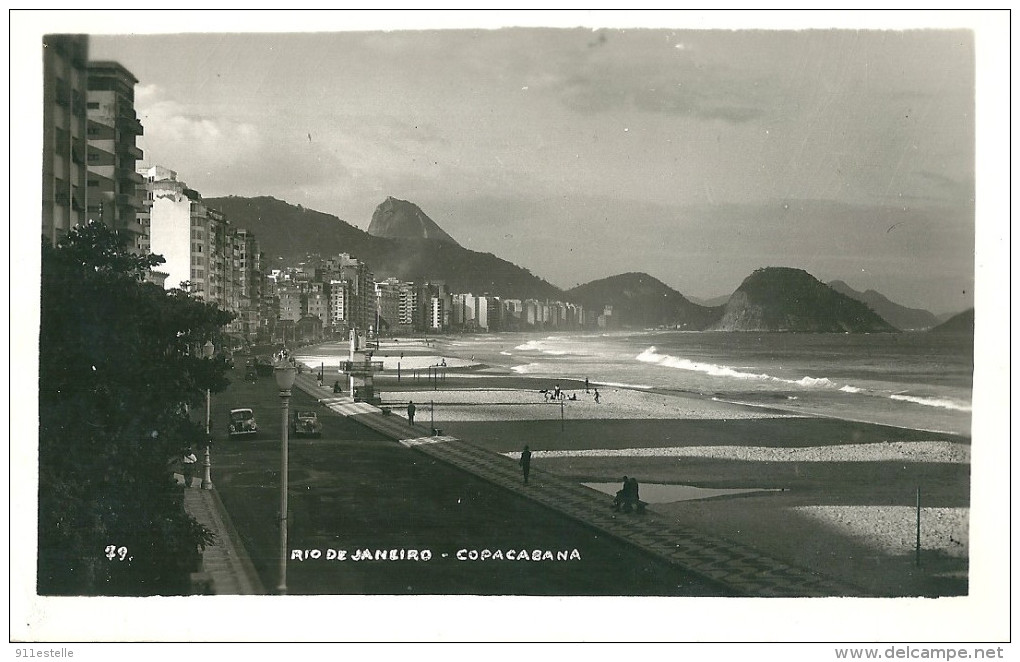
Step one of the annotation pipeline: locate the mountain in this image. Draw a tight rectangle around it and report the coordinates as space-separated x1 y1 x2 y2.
368 197 460 246
930 308 974 334
204 196 377 260
204 196 562 299
828 280 939 330
713 267 898 332
565 272 723 329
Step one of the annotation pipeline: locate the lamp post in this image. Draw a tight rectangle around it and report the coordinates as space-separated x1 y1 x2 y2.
202 340 215 490
274 357 298 595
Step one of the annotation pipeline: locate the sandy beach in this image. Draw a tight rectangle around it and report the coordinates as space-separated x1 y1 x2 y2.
296 336 971 596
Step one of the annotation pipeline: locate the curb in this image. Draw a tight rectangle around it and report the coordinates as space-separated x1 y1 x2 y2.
181 482 266 595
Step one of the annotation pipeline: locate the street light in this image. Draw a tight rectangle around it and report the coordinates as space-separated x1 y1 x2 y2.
274 356 298 595
202 340 215 490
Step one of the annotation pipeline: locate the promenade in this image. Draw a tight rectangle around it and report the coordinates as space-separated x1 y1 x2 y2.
180 478 265 595
183 368 864 596
291 372 865 598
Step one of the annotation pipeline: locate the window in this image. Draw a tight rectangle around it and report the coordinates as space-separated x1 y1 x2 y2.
87 101 99 109
54 128 69 155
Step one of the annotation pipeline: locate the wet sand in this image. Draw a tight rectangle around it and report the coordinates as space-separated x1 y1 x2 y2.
296 337 971 596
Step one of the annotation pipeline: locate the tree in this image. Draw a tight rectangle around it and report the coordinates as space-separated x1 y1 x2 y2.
38 222 233 595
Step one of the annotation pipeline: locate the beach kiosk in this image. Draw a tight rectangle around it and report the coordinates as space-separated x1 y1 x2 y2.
343 328 383 403
341 357 384 403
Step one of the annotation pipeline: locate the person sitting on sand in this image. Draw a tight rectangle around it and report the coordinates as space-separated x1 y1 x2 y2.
568 393 577 401
612 476 632 512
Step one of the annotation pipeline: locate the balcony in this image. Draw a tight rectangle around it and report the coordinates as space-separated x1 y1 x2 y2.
123 170 145 185
117 192 144 209
117 103 138 120
120 117 144 135
117 143 144 160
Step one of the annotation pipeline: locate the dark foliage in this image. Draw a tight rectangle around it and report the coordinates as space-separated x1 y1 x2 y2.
38 222 232 595
566 271 724 329
718 267 898 332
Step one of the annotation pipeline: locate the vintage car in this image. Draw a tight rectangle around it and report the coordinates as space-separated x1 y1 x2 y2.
290 410 323 437
243 363 259 383
228 408 258 437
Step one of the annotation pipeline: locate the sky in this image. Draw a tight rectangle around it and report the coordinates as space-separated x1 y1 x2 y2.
37 11 1001 313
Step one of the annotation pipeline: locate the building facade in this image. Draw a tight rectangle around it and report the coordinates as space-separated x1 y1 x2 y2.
85 61 145 252
42 34 89 246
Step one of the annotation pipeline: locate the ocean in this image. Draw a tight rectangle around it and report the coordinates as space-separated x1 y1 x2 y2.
429 330 974 437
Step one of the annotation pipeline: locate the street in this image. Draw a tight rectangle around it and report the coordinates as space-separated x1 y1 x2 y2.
205 363 731 595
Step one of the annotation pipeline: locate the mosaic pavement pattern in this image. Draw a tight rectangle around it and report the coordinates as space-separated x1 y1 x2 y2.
298 373 865 597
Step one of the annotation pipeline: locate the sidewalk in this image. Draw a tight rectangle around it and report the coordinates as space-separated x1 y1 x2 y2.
179 478 265 595
296 372 865 597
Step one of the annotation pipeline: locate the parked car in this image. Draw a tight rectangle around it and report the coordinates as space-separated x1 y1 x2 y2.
244 364 259 383
291 410 322 437
255 357 275 376
228 408 257 437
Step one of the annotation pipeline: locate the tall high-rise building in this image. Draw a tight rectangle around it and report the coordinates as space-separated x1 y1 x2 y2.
328 279 351 332
323 253 375 333
86 61 145 251
42 34 89 246
231 228 263 339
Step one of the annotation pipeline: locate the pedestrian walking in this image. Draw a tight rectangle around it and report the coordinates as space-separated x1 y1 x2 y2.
407 400 416 426
553 383 561 399
585 376 590 393
519 445 532 484
594 388 601 404
181 446 198 488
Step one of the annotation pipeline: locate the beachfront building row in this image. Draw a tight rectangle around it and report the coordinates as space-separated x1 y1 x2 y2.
138 165 264 341
265 255 377 343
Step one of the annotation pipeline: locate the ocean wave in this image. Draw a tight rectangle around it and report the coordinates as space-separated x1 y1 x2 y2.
890 394 972 412
597 381 653 390
510 363 544 374
637 346 852 391
514 341 543 351
840 385 863 394
637 347 772 381
499 351 512 356
794 376 836 388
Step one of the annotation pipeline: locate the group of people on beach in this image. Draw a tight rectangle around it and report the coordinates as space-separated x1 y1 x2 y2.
540 379 599 403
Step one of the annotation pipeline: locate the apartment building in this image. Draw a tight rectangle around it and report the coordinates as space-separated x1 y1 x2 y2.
85 61 145 251
323 253 375 333
42 34 89 246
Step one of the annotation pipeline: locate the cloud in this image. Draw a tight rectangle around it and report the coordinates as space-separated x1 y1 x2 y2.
518 31 780 122
136 89 264 176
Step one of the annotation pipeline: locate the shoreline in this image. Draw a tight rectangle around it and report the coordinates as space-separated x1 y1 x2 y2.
295 335 970 596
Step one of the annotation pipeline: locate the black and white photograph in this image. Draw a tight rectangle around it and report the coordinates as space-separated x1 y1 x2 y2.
11 8 1010 651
